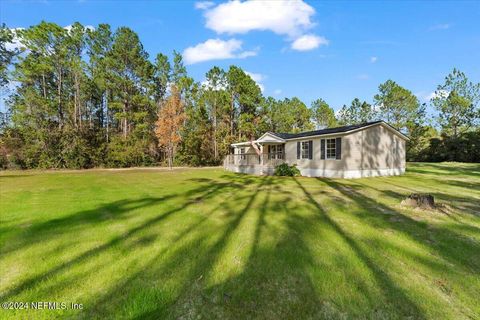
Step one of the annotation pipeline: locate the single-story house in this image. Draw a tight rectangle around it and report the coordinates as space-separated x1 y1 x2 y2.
224 120 408 178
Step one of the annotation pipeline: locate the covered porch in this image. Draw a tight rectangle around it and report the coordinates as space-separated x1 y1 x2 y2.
224 133 286 175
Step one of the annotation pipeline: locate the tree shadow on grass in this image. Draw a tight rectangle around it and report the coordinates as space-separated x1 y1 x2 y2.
294 177 425 319
83 177 257 317
58 175 260 318
131 176 271 319
87 175 333 319
0 176 248 301
322 179 480 275
367 179 480 217
0 196 175 256
5 171 478 319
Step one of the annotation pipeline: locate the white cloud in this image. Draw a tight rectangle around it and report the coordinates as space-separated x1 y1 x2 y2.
428 90 449 100
274 89 282 95
237 50 258 58
203 0 315 38
370 56 378 63
182 38 257 64
195 1 215 10
291 34 328 51
429 23 451 31
201 70 265 92
5 38 22 51
201 79 227 91
5 28 25 51
245 71 264 83
245 71 265 92
416 90 450 103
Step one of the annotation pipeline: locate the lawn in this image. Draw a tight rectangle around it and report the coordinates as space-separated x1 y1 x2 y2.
0 163 479 319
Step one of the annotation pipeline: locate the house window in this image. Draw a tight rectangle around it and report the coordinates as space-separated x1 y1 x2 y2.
269 145 284 159
326 138 336 159
301 141 310 159
240 147 246 160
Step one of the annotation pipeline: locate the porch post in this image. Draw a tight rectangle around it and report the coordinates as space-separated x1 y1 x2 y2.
259 144 263 166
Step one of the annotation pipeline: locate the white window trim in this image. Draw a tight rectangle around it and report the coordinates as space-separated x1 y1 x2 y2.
325 138 337 160
301 141 310 159
270 145 283 159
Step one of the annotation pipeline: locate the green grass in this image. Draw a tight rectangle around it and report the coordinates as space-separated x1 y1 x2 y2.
1 163 479 319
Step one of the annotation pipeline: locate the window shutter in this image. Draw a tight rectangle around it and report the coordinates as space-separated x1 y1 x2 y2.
336 137 342 160
308 140 313 159
321 139 325 159
268 145 271 159
297 142 300 159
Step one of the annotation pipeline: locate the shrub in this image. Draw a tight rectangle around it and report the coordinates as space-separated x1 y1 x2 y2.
274 163 300 176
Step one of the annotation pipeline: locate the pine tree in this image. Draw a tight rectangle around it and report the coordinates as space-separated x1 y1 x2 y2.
431 69 479 138
374 80 419 130
311 98 337 129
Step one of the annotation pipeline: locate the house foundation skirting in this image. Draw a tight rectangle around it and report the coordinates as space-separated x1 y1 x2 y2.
299 167 405 178
225 165 263 175
225 165 405 178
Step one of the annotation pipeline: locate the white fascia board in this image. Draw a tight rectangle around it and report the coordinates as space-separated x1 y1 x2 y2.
231 141 252 147
284 122 409 142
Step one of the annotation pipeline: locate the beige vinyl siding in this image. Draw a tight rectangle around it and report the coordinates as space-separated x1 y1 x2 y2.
284 124 406 172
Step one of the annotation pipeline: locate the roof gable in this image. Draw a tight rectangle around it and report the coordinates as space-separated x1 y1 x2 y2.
256 132 286 143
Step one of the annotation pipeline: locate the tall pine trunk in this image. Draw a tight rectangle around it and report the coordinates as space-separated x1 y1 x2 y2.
57 68 63 129
123 99 128 139
213 97 218 160
105 90 109 143
230 92 234 137
42 73 47 99
74 72 82 128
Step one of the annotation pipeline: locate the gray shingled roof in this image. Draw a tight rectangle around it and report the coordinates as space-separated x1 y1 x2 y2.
269 120 404 140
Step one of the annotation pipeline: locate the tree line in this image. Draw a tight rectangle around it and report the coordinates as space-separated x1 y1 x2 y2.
0 22 479 169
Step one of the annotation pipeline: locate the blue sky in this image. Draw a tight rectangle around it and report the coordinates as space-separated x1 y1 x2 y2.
2 0 480 114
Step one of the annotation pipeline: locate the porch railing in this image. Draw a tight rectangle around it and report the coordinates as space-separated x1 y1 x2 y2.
262 153 285 167
224 153 285 167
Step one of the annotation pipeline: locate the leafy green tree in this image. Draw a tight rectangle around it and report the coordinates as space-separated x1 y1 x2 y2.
258 97 313 133
284 97 313 132
105 27 154 139
172 50 187 87
64 22 88 129
86 23 112 140
337 98 374 125
311 98 337 128
226 66 262 140
7 20 479 169
153 53 171 106
178 93 214 166
0 24 17 89
203 66 228 160
0 25 18 132
258 96 280 133
374 80 419 130
404 103 433 161
431 69 480 137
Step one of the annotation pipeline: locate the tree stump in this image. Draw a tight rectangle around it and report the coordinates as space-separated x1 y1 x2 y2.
401 193 435 209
